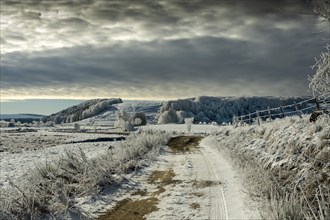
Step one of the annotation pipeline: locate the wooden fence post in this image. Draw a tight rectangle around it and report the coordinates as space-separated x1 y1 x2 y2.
315 96 320 111
294 101 302 119
280 100 285 118
248 113 251 125
256 110 260 126
233 116 238 128
267 107 272 122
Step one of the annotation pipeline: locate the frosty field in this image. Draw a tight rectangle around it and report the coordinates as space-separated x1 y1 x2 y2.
0 125 260 219
1 113 329 219
0 128 122 189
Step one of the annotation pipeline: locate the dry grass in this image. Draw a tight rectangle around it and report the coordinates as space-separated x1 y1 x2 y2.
205 115 330 219
0 130 171 219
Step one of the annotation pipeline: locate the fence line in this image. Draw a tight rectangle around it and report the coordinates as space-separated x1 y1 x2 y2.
233 97 329 126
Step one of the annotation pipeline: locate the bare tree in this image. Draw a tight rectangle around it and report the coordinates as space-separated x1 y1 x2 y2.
308 0 330 99
309 45 330 99
311 0 330 20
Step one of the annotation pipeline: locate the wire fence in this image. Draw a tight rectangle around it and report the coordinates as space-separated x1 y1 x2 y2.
233 97 330 126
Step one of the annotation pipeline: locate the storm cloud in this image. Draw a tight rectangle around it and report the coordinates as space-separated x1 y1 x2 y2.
1 0 328 100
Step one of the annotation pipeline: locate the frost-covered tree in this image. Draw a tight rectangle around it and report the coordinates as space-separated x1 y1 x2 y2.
157 108 178 124
176 110 188 123
134 118 142 126
115 109 134 131
132 112 147 126
0 120 8 128
8 119 15 127
46 121 55 127
184 117 194 133
74 123 81 132
308 0 330 99
309 45 329 99
311 0 330 21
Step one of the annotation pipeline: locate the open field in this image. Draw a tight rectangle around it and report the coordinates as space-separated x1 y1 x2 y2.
1 114 329 219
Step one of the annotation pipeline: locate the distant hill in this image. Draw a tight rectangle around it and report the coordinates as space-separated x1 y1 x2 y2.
0 114 45 123
79 100 162 125
43 98 123 123
42 96 316 125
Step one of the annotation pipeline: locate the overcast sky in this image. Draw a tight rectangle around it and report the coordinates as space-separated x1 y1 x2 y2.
1 0 329 101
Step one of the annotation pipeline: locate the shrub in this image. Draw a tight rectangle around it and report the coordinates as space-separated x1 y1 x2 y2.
8 119 15 128
115 109 134 131
309 45 330 99
132 112 147 126
205 115 330 219
74 123 81 132
184 117 194 133
0 120 8 128
157 108 178 124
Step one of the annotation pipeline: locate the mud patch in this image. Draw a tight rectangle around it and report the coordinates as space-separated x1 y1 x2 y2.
190 203 200 209
192 191 204 197
152 186 166 196
97 197 158 220
132 190 148 197
98 169 179 219
193 180 222 188
66 136 126 144
167 136 203 153
148 169 179 185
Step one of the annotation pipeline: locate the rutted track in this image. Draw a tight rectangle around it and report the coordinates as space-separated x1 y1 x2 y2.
200 148 229 219
140 136 260 219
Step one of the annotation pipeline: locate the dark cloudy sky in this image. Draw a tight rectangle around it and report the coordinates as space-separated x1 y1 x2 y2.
0 0 329 101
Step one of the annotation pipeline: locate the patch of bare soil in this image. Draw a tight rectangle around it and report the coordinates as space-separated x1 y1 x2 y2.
131 190 148 197
97 197 159 220
192 180 222 188
152 186 166 196
97 168 180 220
192 191 204 197
167 136 203 153
190 203 201 209
148 169 178 185
148 169 181 195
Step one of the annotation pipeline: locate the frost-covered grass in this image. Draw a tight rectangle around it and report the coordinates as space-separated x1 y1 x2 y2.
0 130 170 219
205 115 330 219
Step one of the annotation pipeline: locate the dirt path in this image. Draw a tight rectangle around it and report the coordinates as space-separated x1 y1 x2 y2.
97 136 260 220
198 139 260 219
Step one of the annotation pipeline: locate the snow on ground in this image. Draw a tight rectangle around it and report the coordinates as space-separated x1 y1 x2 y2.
2 111 329 219
141 124 222 134
1 123 260 219
145 138 260 219
0 129 123 189
80 134 260 219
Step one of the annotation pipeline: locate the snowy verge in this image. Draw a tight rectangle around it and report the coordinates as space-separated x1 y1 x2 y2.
204 115 330 219
0 130 170 219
